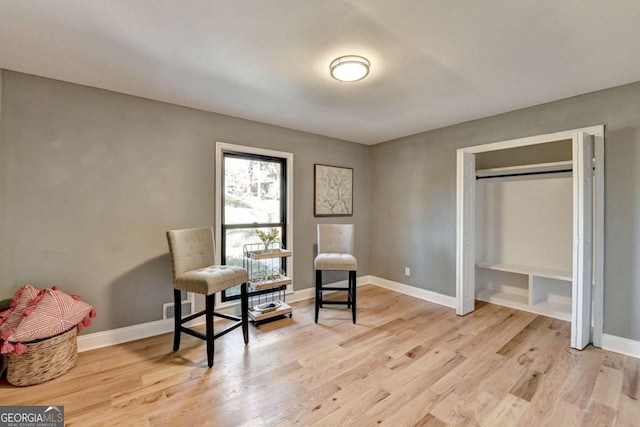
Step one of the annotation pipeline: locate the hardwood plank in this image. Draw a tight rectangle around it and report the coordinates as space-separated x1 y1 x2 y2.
590 365 624 409
430 352 506 399
509 368 545 402
517 345 573 425
456 309 537 358
377 389 442 427
289 365 390 425
475 357 528 399
367 356 465 423
482 393 529 427
413 413 447 427
263 381 341 426
559 348 605 409
311 386 389 426
546 400 585 427
581 401 615 427
622 355 639 399
430 390 499 425
615 393 640 427
497 315 557 368
528 320 572 374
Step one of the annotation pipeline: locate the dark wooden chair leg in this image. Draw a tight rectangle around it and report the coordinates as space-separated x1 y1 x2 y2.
350 270 357 324
315 269 321 323
173 289 181 351
241 282 249 345
206 294 215 368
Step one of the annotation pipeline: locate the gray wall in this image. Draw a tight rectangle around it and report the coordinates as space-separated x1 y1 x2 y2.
0 70 371 332
371 81 640 341
475 139 572 169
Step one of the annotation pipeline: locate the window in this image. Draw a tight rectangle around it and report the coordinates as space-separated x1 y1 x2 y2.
216 144 292 302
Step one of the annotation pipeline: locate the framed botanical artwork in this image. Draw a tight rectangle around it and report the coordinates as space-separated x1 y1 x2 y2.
314 164 353 217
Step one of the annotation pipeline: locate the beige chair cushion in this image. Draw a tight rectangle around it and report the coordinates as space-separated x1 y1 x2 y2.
315 253 357 271
174 265 248 295
167 227 247 296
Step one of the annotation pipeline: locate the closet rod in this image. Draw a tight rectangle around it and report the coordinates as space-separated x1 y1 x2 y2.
476 168 572 180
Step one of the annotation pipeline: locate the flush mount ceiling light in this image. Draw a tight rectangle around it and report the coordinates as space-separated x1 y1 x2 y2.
330 55 370 82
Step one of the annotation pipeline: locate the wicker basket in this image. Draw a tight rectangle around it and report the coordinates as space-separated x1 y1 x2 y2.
6 327 78 386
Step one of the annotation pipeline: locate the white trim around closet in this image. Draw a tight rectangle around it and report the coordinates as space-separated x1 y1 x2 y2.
456 125 605 349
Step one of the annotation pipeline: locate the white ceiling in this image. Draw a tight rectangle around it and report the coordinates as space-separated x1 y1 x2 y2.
1 1 640 144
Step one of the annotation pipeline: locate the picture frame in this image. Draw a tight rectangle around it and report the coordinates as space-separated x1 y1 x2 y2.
314 164 353 217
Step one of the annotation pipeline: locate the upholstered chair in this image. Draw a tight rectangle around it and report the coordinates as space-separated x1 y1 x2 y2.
166 227 249 368
314 224 357 323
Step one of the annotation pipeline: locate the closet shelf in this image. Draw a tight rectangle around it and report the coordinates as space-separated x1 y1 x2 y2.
476 287 528 306
476 160 572 178
476 286 571 322
476 262 572 321
476 262 571 281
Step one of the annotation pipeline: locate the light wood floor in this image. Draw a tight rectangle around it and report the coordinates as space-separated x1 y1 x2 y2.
1 285 638 426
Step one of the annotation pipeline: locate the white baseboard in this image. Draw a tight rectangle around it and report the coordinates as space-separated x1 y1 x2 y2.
369 275 457 308
77 276 639 360
601 334 640 359
78 318 173 352
77 317 205 353
287 275 373 304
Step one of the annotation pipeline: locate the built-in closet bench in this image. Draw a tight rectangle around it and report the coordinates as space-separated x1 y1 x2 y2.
475 262 572 321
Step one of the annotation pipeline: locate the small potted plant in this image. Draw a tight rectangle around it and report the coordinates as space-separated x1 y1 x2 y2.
256 228 279 252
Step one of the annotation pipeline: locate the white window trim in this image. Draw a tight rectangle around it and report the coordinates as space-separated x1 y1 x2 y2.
215 142 294 308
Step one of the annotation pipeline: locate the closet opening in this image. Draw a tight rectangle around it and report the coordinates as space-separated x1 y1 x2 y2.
456 127 604 350
475 140 573 321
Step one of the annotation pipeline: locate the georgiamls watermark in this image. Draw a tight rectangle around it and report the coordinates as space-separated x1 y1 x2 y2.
0 406 64 427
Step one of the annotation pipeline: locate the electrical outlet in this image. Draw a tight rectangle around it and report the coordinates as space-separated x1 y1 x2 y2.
405 267 411 276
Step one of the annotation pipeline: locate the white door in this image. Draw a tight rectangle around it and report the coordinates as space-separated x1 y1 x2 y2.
456 150 475 315
572 132 593 349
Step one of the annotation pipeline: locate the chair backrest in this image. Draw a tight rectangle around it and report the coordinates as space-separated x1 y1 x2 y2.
317 224 354 255
166 227 215 280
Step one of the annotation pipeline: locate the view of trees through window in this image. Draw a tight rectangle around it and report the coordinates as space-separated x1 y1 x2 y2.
222 153 286 300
